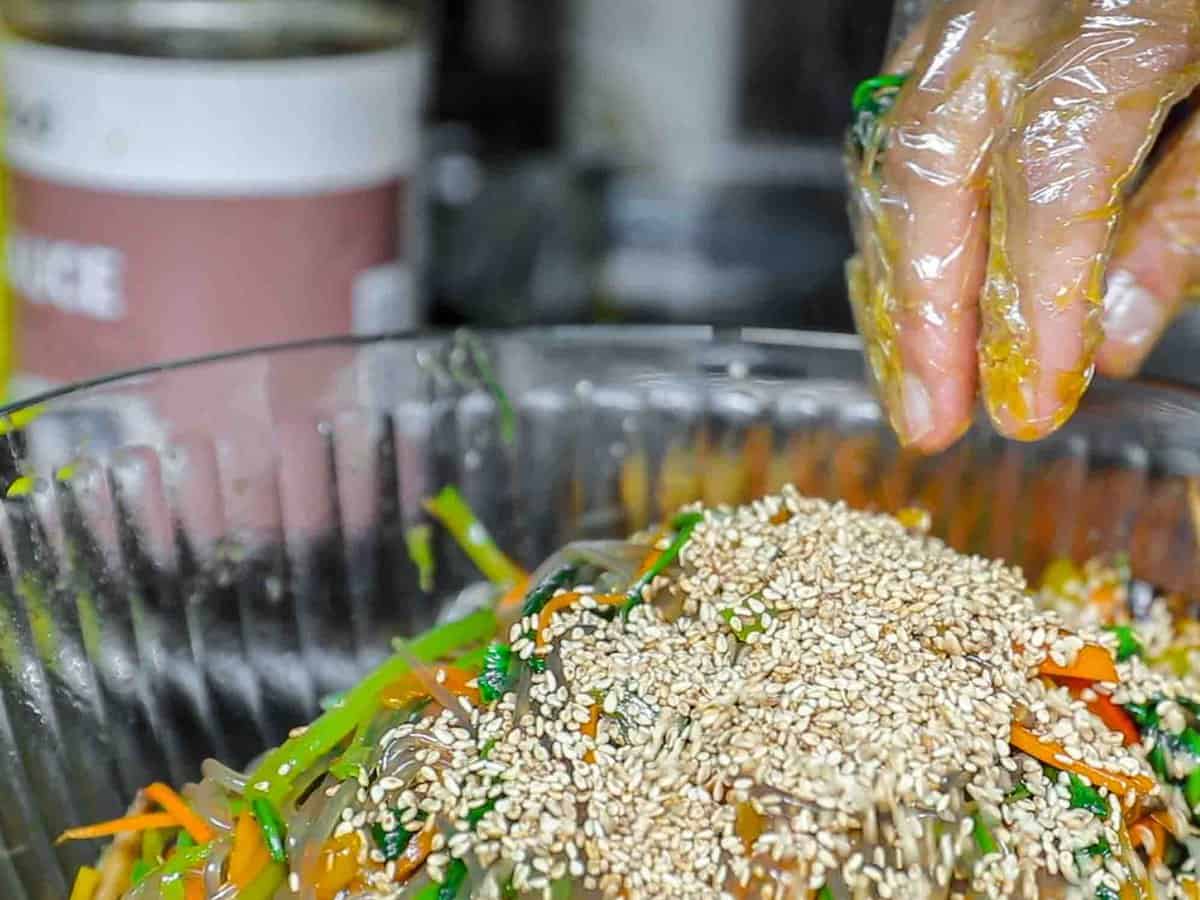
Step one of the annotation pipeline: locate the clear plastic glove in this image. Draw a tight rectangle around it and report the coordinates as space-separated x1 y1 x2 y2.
846 0 1200 452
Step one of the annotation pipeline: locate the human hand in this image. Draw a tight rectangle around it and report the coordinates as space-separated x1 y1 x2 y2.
846 0 1200 452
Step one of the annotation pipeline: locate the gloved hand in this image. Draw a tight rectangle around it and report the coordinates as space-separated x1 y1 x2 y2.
846 0 1200 452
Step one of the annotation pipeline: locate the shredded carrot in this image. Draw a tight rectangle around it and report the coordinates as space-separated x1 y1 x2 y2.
68 866 100 900
1056 678 1140 745
536 592 626 647
185 876 205 900
1039 643 1120 684
57 812 178 844
1010 722 1155 802
581 702 601 764
1088 582 1120 616
497 577 531 612
635 528 668 577
228 810 271 887
1131 814 1169 868
143 783 215 845
393 827 434 883
381 665 481 709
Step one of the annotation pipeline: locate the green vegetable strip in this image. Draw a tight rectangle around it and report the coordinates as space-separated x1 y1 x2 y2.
1074 836 1112 877
1148 742 1170 782
452 644 490 672
521 565 579 617
972 813 998 856
129 860 152 885
405 524 437 593
624 512 703 613
1174 727 1200 758
238 862 287 900
318 690 347 712
141 827 165 867
252 797 288 863
145 842 214 900
817 887 834 900
248 607 496 804
1067 774 1110 819
413 857 468 900
329 717 374 782
1123 700 1158 731
851 74 907 112
1004 782 1032 803
372 812 421 862
1186 768 1200 815
424 486 525 587
1105 625 1143 662
479 643 515 702
466 798 496 827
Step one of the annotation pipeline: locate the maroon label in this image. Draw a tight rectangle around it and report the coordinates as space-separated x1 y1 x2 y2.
8 170 403 383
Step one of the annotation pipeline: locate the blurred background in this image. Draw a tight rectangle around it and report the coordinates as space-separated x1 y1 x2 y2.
0 0 1195 400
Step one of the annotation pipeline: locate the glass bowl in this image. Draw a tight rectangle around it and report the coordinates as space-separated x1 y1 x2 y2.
0 327 1197 898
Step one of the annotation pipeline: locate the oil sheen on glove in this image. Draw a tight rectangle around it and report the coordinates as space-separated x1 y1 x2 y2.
846 0 1200 451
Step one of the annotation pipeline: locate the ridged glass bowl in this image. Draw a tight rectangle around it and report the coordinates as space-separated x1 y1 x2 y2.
0 328 1197 898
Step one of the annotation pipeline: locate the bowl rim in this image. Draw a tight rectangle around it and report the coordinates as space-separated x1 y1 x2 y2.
0 327 865 415
0 325 1195 417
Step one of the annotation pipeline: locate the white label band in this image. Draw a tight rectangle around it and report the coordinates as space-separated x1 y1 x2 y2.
2 39 428 195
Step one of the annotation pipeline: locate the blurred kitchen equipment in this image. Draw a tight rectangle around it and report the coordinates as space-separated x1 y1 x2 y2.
0 0 429 399
429 0 891 330
0 327 1196 896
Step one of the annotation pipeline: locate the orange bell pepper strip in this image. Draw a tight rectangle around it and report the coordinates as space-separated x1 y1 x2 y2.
381 665 481 709
393 828 435 883
308 832 363 900
535 592 626 647
1055 677 1140 746
1039 643 1120 684
735 802 765 856
581 702 601 764
228 809 271 888
1010 722 1155 803
1131 813 1171 868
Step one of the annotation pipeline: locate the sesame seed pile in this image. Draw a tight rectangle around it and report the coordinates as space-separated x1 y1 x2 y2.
349 488 1194 899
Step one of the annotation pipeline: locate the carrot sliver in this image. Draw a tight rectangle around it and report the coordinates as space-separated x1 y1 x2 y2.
57 812 178 844
1131 815 1168 867
1039 643 1119 684
1010 722 1155 802
635 528 668 578
1057 678 1140 746
228 810 270 887
393 828 434 883
143 782 215 845
497 577 531 612
536 592 625 647
184 875 205 900
581 702 601 764
382 665 481 710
